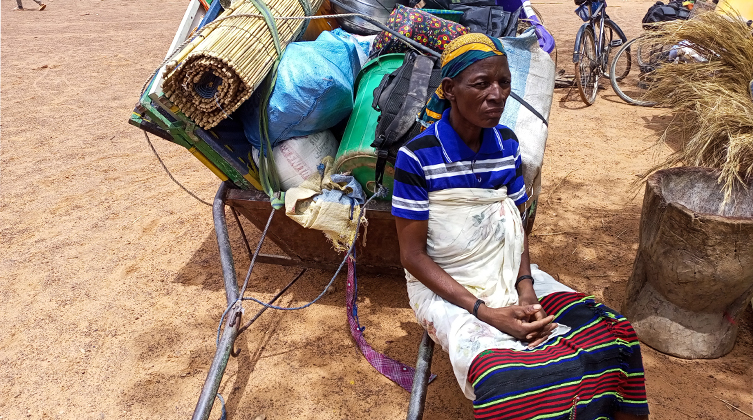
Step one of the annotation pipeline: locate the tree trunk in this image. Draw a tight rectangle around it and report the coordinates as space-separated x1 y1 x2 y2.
624 167 753 359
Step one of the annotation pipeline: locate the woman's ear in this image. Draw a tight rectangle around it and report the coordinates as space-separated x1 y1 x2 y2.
441 77 455 103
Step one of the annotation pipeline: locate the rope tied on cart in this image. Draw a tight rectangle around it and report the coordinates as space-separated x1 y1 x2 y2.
218 185 381 324
252 0 287 210
215 184 435 392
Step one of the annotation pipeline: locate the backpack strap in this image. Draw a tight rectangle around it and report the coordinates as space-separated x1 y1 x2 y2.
372 55 436 186
372 73 394 111
509 91 548 127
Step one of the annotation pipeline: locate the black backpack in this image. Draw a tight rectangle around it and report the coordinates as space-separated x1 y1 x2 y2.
418 0 520 38
642 1 691 30
371 52 442 186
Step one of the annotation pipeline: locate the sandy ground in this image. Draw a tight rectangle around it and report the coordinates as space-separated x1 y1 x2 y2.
1 0 751 419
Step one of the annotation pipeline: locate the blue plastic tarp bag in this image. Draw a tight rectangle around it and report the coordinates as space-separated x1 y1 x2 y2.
240 30 362 149
330 28 372 66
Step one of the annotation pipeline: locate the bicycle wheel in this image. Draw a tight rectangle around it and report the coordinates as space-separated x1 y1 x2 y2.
609 37 657 106
574 27 599 105
603 20 630 81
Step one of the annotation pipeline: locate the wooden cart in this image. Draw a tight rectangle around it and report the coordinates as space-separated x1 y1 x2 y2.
192 182 435 420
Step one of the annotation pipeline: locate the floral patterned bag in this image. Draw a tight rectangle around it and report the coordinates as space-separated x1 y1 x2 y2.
369 5 469 58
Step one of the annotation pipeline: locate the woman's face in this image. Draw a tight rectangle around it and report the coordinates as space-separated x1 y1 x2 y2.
443 55 512 129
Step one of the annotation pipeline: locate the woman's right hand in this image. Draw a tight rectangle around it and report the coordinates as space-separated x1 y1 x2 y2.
477 304 557 349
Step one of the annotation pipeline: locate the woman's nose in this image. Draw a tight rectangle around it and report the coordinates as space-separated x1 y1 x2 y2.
487 83 504 104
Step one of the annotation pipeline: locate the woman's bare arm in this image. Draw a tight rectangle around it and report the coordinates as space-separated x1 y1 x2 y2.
516 232 538 305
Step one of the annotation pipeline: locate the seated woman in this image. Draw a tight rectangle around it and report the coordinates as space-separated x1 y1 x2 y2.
392 33 649 420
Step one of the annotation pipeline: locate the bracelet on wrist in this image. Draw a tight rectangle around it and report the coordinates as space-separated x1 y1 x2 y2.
472 299 485 318
515 274 534 288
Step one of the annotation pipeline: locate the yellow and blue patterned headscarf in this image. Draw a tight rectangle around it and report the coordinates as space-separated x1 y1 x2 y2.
418 33 507 126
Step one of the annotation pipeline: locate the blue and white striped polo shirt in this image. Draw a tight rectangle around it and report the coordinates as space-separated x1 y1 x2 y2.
391 109 528 220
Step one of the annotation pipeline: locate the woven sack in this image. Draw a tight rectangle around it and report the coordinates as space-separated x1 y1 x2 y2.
370 5 469 57
499 28 555 207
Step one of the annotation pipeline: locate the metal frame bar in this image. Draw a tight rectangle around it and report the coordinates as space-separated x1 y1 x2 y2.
406 331 435 420
192 182 241 420
214 182 240 306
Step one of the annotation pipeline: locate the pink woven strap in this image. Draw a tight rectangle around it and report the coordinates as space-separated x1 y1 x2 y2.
346 256 436 391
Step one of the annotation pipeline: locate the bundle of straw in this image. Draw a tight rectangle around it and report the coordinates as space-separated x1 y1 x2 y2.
640 10 753 205
162 0 323 129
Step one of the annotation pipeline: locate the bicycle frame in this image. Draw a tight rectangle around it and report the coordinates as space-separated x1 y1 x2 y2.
593 2 607 72
572 1 625 75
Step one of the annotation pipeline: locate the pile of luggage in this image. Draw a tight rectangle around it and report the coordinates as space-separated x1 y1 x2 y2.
129 0 556 203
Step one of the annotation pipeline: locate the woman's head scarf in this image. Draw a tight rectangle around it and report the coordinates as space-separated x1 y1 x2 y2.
418 33 507 127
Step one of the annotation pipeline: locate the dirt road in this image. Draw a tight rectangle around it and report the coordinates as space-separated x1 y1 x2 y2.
1 0 750 418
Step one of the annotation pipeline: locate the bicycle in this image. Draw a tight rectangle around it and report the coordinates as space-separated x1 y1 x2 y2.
572 0 630 105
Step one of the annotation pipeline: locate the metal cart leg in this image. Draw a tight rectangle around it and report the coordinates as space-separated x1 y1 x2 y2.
406 330 435 420
192 182 241 420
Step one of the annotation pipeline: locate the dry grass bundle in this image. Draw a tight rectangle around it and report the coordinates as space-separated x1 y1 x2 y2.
162 0 322 129
640 10 753 205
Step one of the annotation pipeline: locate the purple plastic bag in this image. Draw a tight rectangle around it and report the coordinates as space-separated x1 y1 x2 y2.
497 0 555 53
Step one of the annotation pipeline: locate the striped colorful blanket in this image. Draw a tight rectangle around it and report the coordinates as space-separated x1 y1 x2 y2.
468 292 649 420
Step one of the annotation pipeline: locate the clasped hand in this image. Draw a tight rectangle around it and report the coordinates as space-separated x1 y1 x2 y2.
477 303 556 349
